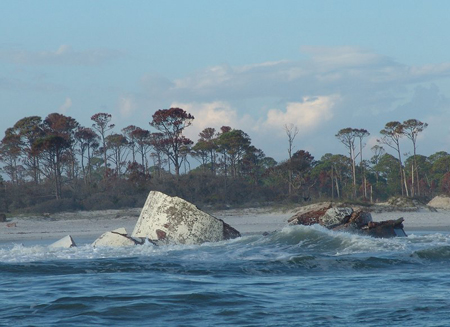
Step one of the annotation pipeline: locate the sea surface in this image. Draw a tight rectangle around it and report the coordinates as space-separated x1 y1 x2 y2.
1 224 450 326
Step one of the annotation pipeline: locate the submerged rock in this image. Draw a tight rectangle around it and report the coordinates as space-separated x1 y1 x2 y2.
289 205 406 238
49 235 76 248
132 191 241 245
92 228 141 247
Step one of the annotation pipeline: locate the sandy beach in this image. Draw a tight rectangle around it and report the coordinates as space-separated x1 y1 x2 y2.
1 203 450 246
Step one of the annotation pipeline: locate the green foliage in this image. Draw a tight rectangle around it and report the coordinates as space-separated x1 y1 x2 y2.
0 111 444 214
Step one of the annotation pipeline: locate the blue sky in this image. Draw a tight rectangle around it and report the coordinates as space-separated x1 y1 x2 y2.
2 0 450 161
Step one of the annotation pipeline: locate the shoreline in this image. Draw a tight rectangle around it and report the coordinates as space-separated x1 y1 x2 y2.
1 207 449 245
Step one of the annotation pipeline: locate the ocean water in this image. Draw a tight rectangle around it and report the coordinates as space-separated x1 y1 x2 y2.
1 225 450 326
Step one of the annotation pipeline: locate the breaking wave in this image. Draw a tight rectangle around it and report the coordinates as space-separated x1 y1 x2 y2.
2 226 450 326
1 225 449 271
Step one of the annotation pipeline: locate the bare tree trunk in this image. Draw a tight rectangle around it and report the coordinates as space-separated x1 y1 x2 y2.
335 176 340 199
285 124 298 197
398 157 404 196
331 166 334 201
403 169 409 197
351 146 356 198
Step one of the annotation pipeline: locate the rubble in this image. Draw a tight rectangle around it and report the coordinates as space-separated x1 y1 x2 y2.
92 228 141 247
49 235 77 248
289 205 406 238
42 191 241 248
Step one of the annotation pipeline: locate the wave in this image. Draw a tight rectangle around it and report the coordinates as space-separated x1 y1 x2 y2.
1 226 450 273
412 245 450 260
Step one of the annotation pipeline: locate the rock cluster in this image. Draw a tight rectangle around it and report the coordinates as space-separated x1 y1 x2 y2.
288 205 406 238
49 191 241 248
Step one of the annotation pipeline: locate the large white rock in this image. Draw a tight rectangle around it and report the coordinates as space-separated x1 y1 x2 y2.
49 235 76 248
92 228 140 247
131 191 240 245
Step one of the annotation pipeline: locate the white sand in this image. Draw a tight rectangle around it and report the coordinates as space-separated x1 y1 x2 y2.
371 211 450 232
1 206 450 245
0 209 140 245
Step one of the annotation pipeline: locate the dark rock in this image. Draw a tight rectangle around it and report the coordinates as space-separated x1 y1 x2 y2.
0 213 6 222
288 205 331 226
289 206 406 238
223 221 241 240
363 218 407 238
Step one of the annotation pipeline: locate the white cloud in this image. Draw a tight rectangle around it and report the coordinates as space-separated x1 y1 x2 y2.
0 45 124 66
366 136 381 154
169 97 339 147
301 46 389 69
264 96 338 134
58 97 72 113
148 46 450 107
170 101 241 140
119 96 135 118
129 47 450 158
55 44 72 55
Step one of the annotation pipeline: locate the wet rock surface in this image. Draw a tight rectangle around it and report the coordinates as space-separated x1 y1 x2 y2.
49 235 77 248
289 205 406 238
92 228 141 247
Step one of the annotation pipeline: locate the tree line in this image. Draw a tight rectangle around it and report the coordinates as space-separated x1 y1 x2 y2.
0 108 447 214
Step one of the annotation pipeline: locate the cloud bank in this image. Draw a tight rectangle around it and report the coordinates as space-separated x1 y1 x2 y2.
132 46 450 159
0 45 124 66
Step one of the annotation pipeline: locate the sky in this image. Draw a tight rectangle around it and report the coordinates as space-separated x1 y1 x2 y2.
1 0 450 162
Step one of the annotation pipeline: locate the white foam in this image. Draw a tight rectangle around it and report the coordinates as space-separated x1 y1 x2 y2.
1 228 450 264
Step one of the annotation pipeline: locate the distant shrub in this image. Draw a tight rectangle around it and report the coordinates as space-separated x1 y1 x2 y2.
25 199 82 214
81 194 115 211
115 195 139 208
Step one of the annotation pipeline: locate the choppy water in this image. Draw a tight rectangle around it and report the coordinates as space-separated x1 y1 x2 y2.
1 225 450 326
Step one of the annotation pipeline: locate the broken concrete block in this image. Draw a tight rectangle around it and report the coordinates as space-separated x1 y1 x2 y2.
49 235 76 248
131 191 240 245
92 228 140 247
289 206 406 238
110 227 127 235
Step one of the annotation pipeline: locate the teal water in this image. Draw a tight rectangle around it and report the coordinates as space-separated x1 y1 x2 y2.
1 225 450 326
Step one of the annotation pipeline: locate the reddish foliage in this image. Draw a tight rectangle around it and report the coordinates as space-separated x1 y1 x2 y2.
441 172 450 194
